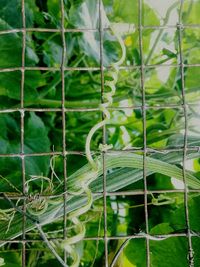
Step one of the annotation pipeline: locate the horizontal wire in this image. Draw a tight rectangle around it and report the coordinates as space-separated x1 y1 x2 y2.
1 5 200 265
1 189 200 200
1 23 200 35
1 63 200 73
0 231 200 244
1 102 200 113
0 146 199 157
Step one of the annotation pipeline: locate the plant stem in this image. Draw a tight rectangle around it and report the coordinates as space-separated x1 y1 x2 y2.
0 148 200 243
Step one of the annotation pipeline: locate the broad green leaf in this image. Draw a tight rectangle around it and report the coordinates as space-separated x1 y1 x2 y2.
193 158 200 172
0 148 200 241
182 0 200 25
24 71 46 102
0 114 20 154
43 39 62 68
30 32 62 67
192 237 200 267
47 0 61 27
25 0 45 28
164 194 200 233
69 0 100 29
0 113 50 192
0 250 21 267
150 223 174 235
0 71 21 105
25 33 40 66
0 31 22 68
0 0 22 29
0 70 45 105
185 67 200 103
67 0 117 66
24 112 50 153
112 0 159 26
24 112 50 176
124 239 146 267
150 237 188 267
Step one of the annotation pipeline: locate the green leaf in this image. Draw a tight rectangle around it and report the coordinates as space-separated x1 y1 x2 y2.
193 158 200 172
43 39 62 67
25 71 46 102
25 33 40 66
162 48 176 58
112 0 159 26
0 114 20 154
69 0 100 29
0 30 22 68
0 70 45 105
25 112 50 153
112 0 139 24
167 194 200 233
150 237 188 267
24 112 50 176
0 148 199 242
124 239 146 267
47 0 61 27
0 113 50 192
67 0 116 65
25 0 45 28
150 223 174 235
0 0 22 29
0 250 21 267
182 1 200 25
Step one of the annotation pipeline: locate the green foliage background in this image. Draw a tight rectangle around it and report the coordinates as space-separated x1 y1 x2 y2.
0 0 200 266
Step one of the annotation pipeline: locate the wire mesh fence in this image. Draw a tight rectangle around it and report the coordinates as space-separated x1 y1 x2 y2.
0 0 200 266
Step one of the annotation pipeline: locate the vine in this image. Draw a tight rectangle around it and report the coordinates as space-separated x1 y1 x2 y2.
61 24 127 267
0 21 129 267
0 156 63 233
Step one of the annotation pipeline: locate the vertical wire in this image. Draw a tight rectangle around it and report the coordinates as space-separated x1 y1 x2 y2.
138 0 150 266
99 1 108 266
178 1 194 266
60 0 68 264
21 0 26 266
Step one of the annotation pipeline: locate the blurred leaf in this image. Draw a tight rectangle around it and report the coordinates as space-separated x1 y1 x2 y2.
0 71 21 102
124 239 146 267
150 237 188 267
150 222 174 235
113 0 159 26
0 251 21 267
24 112 50 176
43 39 62 67
47 0 61 27
0 30 22 68
69 0 100 28
194 158 200 172
25 0 45 28
0 70 45 105
0 112 50 192
182 0 200 25
32 32 62 67
166 194 200 233
162 48 176 58
0 0 22 29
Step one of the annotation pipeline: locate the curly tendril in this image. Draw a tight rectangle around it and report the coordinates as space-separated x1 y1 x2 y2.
62 25 127 267
0 23 129 267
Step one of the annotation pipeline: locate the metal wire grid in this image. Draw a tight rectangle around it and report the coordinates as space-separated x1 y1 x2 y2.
178 2 193 264
99 1 108 265
0 0 199 266
138 0 150 265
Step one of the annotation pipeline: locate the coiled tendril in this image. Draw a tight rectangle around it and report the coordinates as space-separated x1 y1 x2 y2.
62 25 126 267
